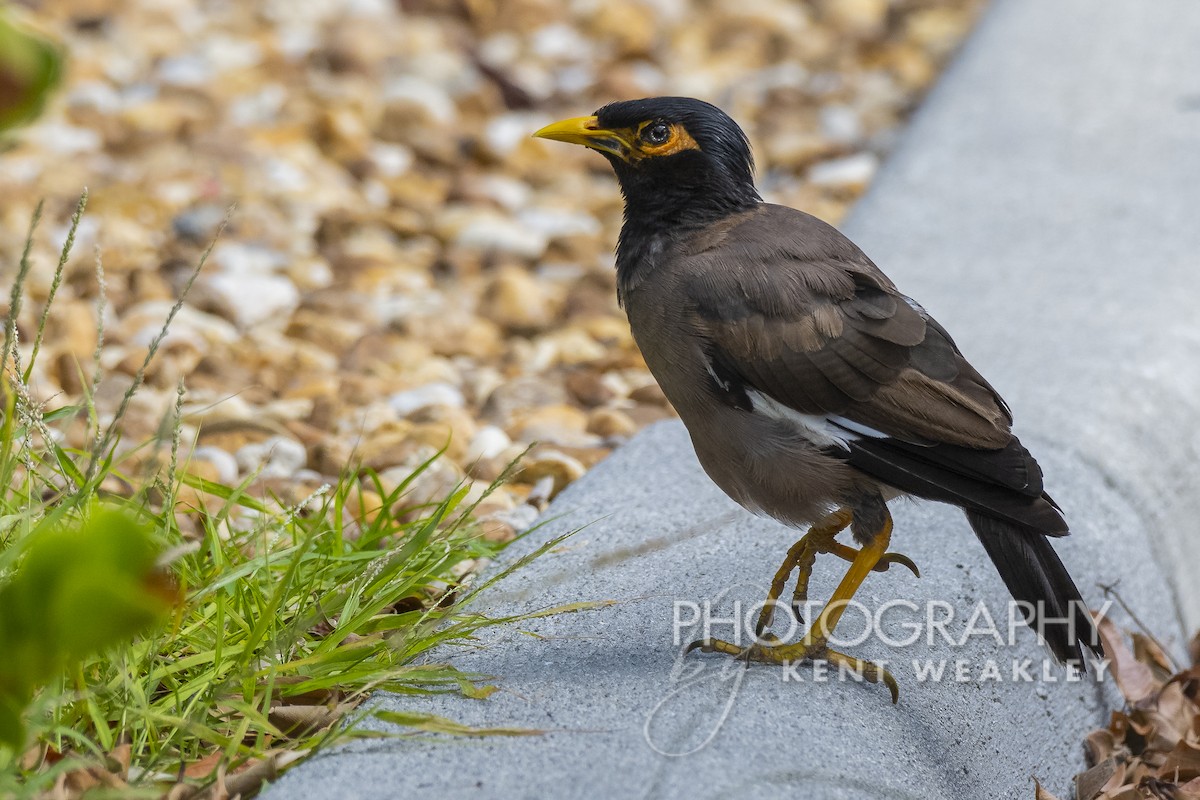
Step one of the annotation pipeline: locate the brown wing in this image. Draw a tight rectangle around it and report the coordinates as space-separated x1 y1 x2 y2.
686 207 1012 449
686 205 1058 527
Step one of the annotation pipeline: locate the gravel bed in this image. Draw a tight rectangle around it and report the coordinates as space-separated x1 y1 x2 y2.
2 0 984 534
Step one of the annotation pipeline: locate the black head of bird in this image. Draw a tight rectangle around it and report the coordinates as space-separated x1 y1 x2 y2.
535 97 1102 702
534 97 761 229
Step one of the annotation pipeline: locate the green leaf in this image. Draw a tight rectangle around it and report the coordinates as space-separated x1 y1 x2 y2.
0 12 63 132
0 505 169 751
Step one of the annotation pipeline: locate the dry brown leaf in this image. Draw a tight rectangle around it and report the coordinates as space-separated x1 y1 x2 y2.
20 742 45 771
1097 615 1161 707
165 782 196 800
1169 665 1200 705
1158 738 1200 782
1099 760 1128 795
1075 758 1118 800
1174 777 1200 800
109 742 131 780
1133 633 1178 678
1085 729 1117 765
1034 777 1061 800
183 749 225 779
268 700 357 737
1076 624 1200 800
190 750 304 800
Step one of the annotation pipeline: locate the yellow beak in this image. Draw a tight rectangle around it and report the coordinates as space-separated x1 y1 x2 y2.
532 115 635 161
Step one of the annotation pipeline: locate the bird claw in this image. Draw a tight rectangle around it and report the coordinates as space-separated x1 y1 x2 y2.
874 552 920 578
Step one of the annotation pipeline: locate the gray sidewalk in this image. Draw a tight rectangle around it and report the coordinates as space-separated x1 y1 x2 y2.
264 1 1200 797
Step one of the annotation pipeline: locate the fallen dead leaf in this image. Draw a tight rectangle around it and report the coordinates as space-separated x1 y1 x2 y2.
1096 615 1161 708
1033 777 1060 800
183 749 225 779
1071 620 1200 800
1075 757 1118 800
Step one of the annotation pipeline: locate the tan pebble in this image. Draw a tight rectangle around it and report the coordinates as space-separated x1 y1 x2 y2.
261 397 315 423
517 450 585 498
587 0 659 57
429 317 504 360
174 483 221 515
579 315 634 347
540 328 606 366
545 444 611 470
586 407 637 438
880 42 936 91
182 457 224 485
284 375 341 402
473 494 517 517
42 298 98 359
286 309 369 351
626 404 677 427
480 266 557 333
629 382 669 406
408 411 477 461
347 488 385 526
822 0 889 37
466 455 509 483
312 107 371 164
353 427 418 471
459 366 505 407
341 332 431 375
313 438 355 477
905 8 971 58
566 370 616 407
509 404 593 447
482 376 570 427
478 517 517 543
54 350 86 395
764 130 837 170
385 171 452 215
378 450 464 507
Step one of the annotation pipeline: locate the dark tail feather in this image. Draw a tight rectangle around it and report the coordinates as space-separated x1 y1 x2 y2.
966 510 1103 668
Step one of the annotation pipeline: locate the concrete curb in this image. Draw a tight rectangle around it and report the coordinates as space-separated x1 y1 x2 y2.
264 0 1200 797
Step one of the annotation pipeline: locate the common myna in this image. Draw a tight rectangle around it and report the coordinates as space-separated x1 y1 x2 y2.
534 97 1101 701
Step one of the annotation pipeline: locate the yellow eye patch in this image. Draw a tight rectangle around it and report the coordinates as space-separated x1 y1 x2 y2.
633 121 701 158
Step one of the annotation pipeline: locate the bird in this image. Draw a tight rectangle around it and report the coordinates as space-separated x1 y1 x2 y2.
533 96 1102 702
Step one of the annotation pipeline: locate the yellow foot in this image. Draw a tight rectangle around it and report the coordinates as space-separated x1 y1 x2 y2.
684 637 900 704
689 506 909 705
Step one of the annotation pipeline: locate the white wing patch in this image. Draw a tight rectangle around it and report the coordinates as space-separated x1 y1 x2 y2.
746 388 888 450
705 360 731 392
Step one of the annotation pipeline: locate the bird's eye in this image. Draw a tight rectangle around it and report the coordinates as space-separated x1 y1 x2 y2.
643 123 672 146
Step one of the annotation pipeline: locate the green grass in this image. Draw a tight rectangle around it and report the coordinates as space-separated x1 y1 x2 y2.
0 195 568 798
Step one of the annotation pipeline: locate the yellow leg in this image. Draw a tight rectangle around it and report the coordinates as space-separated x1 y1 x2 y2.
689 512 911 704
790 535 918 624
753 508 851 635
807 514 892 646
752 509 919 635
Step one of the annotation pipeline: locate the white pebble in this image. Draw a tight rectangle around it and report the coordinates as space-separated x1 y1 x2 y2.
389 383 465 418
200 272 300 329
466 425 512 462
807 152 879 188
189 446 239 484
455 214 548 259
236 435 308 479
